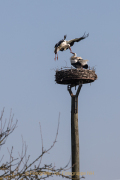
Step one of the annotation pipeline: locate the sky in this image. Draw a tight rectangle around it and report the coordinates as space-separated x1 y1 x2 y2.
0 1 120 180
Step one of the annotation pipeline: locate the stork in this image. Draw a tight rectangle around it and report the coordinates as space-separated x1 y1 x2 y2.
54 33 89 60
70 53 89 69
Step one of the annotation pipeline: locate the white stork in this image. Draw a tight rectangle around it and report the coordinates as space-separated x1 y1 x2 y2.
54 33 89 60
70 53 89 69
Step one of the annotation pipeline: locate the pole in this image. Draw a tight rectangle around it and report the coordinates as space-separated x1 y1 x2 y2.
68 84 82 180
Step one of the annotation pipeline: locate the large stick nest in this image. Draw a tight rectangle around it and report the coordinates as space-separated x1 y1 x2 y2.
55 67 97 86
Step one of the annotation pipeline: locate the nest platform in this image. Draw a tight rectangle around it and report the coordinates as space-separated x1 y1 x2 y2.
55 67 97 86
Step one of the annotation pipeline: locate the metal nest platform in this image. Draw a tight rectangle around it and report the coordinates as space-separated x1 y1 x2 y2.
55 67 97 86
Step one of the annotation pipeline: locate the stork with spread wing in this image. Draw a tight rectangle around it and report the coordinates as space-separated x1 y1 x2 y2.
54 33 89 60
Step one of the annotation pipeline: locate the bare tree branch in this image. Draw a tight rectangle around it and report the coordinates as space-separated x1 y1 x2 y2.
0 110 75 180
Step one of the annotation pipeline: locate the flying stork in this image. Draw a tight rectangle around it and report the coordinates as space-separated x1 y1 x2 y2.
54 33 89 60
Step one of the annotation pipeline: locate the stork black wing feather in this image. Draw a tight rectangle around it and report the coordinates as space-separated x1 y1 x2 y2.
69 41 75 47
68 33 89 47
75 33 89 42
54 39 64 48
76 37 86 42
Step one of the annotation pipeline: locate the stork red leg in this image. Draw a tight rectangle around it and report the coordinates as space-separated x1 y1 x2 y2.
57 53 58 60
69 47 73 54
54 54 56 61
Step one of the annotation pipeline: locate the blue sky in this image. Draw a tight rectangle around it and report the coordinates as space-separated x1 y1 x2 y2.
0 1 120 180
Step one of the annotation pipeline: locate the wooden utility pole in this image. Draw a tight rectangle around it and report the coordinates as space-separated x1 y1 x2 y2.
68 84 82 180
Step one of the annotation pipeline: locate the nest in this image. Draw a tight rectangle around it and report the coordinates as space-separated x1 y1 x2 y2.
55 67 97 86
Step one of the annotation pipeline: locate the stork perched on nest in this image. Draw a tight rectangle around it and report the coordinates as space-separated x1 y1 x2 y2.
70 53 89 69
54 33 89 60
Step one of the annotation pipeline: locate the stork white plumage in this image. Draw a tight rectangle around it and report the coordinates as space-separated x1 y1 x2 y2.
54 33 89 60
70 53 89 69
